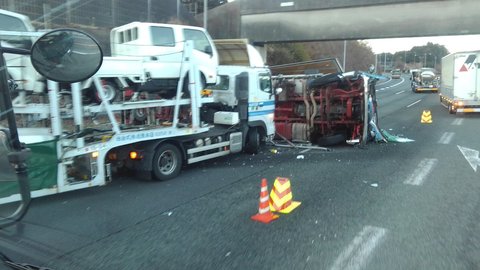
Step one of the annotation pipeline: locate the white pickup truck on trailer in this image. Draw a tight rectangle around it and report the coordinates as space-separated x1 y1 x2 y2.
91 22 219 102
440 51 480 114
0 9 219 106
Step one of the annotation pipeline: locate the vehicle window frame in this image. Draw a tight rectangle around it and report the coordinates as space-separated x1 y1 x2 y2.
258 72 272 93
183 28 212 54
210 75 230 90
150 26 175 47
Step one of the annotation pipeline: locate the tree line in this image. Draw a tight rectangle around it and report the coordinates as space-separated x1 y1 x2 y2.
266 41 449 73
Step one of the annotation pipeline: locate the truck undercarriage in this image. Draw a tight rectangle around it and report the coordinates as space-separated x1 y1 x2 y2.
271 60 379 146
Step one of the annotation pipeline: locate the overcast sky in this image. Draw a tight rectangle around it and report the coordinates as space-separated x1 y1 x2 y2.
365 34 480 54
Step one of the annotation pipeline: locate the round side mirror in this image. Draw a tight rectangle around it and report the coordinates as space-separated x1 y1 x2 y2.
30 29 103 83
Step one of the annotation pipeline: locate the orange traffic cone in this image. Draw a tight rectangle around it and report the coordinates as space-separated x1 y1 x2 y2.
269 177 301 214
251 178 280 224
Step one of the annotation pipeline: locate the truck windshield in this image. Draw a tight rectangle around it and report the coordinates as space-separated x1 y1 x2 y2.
0 13 32 49
0 14 27 31
183 29 211 54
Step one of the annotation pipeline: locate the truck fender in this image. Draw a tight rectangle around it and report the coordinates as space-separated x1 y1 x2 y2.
135 139 186 172
248 121 267 139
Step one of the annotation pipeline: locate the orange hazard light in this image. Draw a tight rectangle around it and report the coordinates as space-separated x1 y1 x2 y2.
129 151 139 160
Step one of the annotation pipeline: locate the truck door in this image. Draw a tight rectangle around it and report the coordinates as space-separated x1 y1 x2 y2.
247 70 275 136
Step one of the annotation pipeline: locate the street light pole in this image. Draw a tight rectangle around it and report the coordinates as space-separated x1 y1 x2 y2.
384 53 387 73
203 0 208 30
177 0 180 20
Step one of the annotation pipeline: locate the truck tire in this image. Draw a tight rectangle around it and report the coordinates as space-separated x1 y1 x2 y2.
448 104 456 114
317 133 346 146
182 73 206 98
152 143 182 181
133 108 147 122
94 81 119 103
245 127 260 154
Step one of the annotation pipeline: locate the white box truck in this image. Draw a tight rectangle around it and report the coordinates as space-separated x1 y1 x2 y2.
440 51 480 114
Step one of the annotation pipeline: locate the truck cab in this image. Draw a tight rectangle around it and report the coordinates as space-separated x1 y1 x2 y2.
209 65 275 139
110 22 218 92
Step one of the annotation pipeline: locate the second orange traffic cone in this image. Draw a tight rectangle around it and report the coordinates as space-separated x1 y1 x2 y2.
269 177 301 214
251 178 279 224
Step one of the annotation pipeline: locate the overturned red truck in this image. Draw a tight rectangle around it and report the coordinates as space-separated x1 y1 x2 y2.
271 59 382 146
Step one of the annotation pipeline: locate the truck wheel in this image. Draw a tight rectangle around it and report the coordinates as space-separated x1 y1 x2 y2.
133 108 147 122
448 104 456 114
94 81 118 103
317 133 346 146
182 74 206 97
152 143 182 181
245 127 260 154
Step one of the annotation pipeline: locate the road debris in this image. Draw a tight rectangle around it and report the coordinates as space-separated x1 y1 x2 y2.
381 129 414 143
163 211 173 216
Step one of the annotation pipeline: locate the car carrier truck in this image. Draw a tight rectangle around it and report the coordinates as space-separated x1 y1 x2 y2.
439 51 480 114
1 33 275 203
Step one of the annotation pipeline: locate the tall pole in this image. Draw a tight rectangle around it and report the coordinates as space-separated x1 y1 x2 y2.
424 53 426 67
177 0 180 20
343 40 347 71
147 0 151 21
384 53 387 73
404 50 407 71
111 0 117 25
203 0 208 30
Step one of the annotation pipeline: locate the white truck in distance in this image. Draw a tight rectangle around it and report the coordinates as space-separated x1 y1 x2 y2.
439 51 480 114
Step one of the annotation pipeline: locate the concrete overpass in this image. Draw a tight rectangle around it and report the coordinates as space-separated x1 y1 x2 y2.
206 0 479 44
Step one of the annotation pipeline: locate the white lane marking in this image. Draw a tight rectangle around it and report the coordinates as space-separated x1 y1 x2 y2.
438 132 455 144
451 118 464 126
395 90 405 95
299 149 311 154
404 158 438 186
375 77 392 86
406 99 422 108
330 226 387 270
457 145 480 172
376 78 405 91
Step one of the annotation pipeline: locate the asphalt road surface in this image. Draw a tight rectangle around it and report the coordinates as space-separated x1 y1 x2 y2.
1 74 479 270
